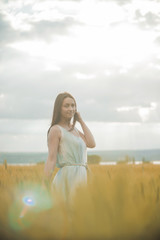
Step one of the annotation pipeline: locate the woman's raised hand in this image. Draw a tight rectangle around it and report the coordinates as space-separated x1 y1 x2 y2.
74 111 83 123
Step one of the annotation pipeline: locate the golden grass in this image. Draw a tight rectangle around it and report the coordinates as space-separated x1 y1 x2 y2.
0 163 160 240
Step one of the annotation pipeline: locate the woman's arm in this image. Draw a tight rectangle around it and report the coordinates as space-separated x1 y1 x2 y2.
75 112 96 148
43 126 60 188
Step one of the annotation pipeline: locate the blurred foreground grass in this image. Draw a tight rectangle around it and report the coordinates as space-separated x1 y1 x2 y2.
0 163 160 240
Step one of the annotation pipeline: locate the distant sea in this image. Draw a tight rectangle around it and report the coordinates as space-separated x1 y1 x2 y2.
0 149 160 165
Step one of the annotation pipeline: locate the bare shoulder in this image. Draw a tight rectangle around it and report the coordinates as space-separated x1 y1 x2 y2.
48 125 61 140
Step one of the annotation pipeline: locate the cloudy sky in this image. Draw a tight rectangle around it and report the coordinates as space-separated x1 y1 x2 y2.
0 0 160 152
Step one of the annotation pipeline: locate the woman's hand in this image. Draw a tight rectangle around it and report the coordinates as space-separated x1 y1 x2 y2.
74 112 96 148
74 111 83 123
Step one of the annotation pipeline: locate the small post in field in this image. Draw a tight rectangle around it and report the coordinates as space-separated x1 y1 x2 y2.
4 159 7 170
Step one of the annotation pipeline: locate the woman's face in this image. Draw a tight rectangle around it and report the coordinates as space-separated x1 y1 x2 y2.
60 97 76 120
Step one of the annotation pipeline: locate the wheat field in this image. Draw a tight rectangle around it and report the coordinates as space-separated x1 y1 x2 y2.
0 163 160 240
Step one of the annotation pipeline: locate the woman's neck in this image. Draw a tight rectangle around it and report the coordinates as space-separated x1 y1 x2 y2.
58 118 72 129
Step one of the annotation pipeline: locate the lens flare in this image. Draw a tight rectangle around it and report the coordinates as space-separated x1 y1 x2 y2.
22 196 36 206
8 182 53 231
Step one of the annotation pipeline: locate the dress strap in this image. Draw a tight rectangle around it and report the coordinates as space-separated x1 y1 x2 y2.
74 127 80 137
56 125 64 137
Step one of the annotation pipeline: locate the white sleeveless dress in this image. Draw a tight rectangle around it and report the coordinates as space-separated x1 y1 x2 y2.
52 125 88 203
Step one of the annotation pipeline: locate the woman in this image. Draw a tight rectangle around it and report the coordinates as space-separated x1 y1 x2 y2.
43 92 96 204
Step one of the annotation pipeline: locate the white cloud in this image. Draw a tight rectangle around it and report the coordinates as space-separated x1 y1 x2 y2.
9 21 157 68
76 0 126 26
0 134 48 152
117 102 158 122
1 120 160 152
0 94 5 99
44 62 61 72
150 102 157 109
85 99 96 105
0 119 50 134
138 108 149 122
131 0 160 15
1 0 160 151
75 72 95 80
117 106 136 111
78 121 160 151
104 70 112 76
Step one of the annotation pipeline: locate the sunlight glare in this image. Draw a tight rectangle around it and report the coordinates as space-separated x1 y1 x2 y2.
9 14 158 68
